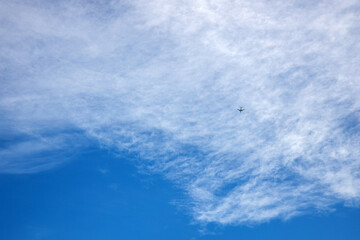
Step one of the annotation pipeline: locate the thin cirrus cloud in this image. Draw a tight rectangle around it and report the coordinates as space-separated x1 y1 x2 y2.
1 0 360 224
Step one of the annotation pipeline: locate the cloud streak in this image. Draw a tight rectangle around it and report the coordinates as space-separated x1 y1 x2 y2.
1 0 360 224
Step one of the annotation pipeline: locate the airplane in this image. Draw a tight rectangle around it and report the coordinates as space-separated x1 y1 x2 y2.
237 107 244 113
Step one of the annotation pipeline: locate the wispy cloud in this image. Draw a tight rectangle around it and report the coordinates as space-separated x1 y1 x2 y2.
1 0 360 224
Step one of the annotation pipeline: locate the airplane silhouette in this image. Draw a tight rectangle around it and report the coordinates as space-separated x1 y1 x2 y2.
237 107 244 113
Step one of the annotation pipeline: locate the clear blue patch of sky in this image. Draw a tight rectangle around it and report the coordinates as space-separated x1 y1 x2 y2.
1 144 359 240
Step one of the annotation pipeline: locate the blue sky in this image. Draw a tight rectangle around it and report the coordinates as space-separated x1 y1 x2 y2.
1 0 360 239
1 146 360 239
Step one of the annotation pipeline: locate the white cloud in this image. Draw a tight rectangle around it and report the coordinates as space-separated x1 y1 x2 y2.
0 132 87 173
1 0 360 224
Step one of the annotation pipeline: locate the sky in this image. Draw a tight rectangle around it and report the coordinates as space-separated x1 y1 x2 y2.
0 0 360 239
